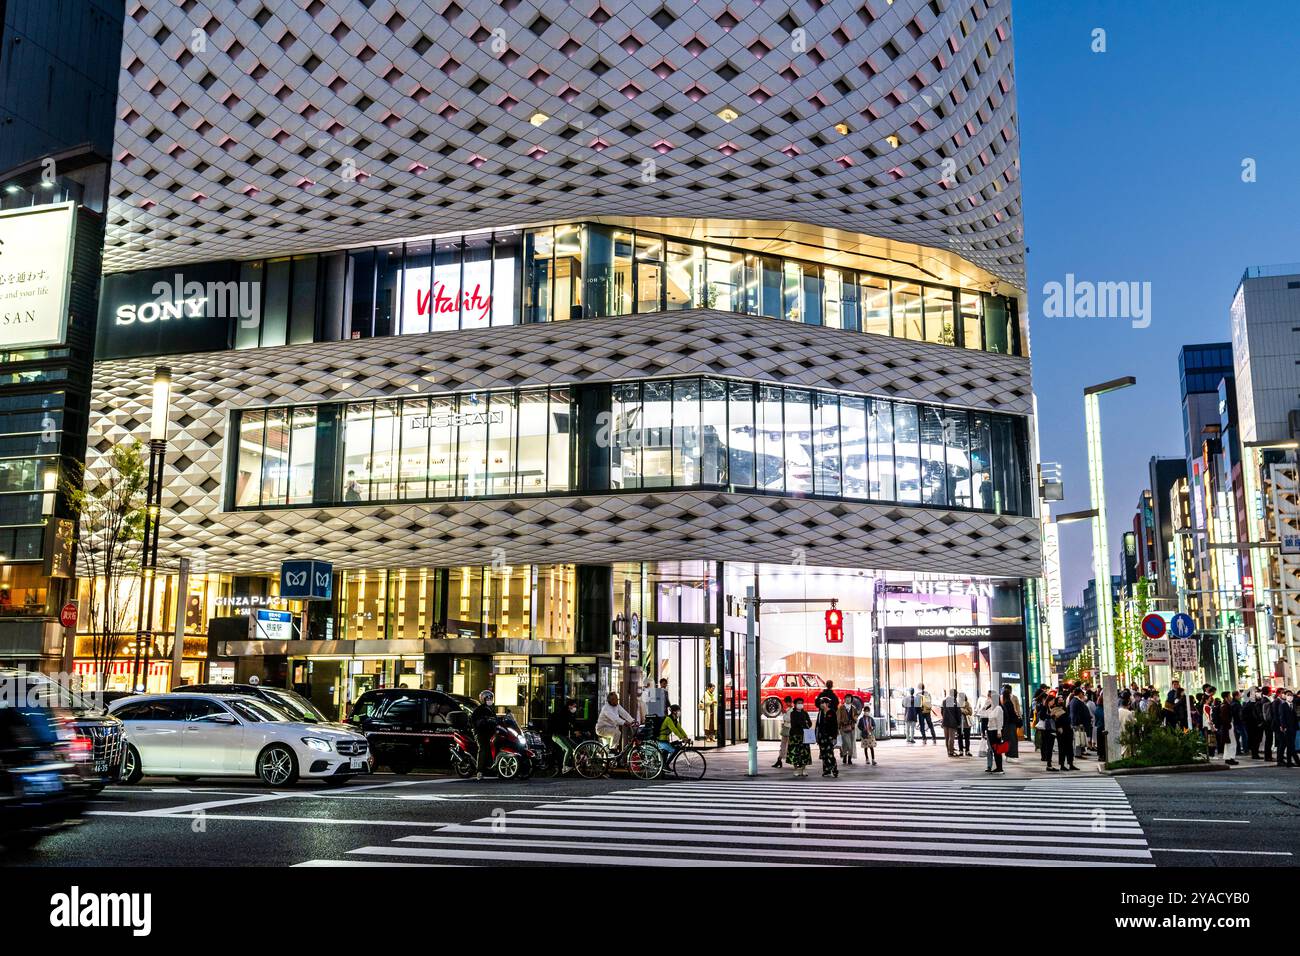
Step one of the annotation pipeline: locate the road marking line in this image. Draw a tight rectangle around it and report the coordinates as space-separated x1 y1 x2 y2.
294 859 454 867
491 814 1144 836
86 811 455 827
345 844 1149 868
134 792 292 817
512 811 1144 832
1151 818 1250 825
1150 848 1292 856
415 825 1150 850
347 845 804 866
1242 790 1287 794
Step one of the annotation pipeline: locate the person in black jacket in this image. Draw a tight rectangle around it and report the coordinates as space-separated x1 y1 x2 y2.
471 690 498 781
1000 685 1021 759
1275 690 1297 768
815 698 839 778
547 698 581 774
787 699 812 778
940 690 961 757
1053 691 1075 771
1230 690 1247 757
1068 689 1092 762
1258 688 1275 761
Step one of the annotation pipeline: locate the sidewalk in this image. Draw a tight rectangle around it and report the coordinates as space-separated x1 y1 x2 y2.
693 737 1106 781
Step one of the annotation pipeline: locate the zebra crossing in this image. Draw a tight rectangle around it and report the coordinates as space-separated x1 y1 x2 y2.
295 775 1152 868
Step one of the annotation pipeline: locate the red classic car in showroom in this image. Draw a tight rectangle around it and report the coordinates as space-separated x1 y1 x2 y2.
731 673 871 718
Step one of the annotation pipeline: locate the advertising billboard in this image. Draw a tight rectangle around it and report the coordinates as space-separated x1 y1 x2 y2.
0 202 76 350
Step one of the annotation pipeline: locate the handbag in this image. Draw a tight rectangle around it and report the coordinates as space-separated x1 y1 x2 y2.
802 727 817 744
1034 718 1047 731
994 740 1009 755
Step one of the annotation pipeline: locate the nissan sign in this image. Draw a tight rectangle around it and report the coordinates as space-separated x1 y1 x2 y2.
885 624 1025 642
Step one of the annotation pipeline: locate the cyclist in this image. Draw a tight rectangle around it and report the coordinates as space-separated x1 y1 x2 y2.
595 691 637 749
547 697 582 773
471 689 497 781
656 703 690 761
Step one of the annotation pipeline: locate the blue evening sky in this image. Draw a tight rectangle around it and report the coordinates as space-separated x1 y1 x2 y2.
1013 0 1300 607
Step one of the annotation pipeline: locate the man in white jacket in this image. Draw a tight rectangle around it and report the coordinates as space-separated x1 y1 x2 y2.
976 691 1005 774
595 692 637 749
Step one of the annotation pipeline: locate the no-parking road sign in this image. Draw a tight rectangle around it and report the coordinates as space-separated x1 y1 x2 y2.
1141 613 1167 639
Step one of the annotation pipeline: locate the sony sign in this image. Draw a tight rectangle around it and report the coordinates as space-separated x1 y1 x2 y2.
0 202 76 350
115 295 207 325
96 261 244 360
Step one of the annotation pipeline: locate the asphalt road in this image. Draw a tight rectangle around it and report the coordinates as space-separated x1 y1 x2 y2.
5 745 1299 867
1117 762 1300 866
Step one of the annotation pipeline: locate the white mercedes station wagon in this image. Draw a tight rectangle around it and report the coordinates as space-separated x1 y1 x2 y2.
108 693 370 786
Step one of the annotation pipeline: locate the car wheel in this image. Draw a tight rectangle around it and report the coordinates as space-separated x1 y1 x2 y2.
388 759 414 775
256 744 299 786
762 697 783 718
119 744 143 785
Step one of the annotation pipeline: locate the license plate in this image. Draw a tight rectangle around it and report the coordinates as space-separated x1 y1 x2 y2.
20 772 62 795
349 758 367 771
93 762 110 774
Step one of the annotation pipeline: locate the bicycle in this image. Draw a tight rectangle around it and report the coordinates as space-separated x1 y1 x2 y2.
572 725 663 780
662 739 707 779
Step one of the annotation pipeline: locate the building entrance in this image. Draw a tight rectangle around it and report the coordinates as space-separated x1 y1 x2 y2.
652 635 722 745
882 638 1026 738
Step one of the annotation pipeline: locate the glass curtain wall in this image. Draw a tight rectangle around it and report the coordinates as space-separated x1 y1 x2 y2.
214 226 1021 356
232 380 1032 516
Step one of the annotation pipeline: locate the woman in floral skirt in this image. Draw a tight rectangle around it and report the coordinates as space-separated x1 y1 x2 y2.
787 699 812 777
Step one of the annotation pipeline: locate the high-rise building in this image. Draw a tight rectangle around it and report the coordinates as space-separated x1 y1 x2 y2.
1147 455 1186 597
0 0 124 671
76 0 1040 734
1081 575 1121 662
1231 266 1300 683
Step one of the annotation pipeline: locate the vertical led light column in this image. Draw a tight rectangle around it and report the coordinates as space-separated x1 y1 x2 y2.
1083 377 1136 677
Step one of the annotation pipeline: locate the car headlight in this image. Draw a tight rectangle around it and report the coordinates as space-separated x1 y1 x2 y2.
302 737 332 752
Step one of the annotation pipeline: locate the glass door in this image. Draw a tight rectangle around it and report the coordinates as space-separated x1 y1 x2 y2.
654 637 719 746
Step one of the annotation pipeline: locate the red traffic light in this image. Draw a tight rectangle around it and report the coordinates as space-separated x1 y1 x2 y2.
825 607 843 643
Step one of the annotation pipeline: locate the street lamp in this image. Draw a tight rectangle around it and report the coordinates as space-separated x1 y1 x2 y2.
1083 376 1136 678
131 366 171 693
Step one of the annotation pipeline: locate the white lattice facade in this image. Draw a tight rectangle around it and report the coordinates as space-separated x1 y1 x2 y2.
89 310 1038 577
83 0 1043 708
108 0 1022 282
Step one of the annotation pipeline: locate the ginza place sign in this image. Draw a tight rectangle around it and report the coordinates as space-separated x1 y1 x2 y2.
0 202 76 350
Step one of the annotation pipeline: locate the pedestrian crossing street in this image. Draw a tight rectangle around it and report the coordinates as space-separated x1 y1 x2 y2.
295 775 1152 868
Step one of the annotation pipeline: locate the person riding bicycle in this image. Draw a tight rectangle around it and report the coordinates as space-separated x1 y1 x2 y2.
656 703 690 760
595 691 637 749
471 689 497 781
547 697 582 773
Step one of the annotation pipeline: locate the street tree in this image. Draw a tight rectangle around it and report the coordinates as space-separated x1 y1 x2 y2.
60 441 148 690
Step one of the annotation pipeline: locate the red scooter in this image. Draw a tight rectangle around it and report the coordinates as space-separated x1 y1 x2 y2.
447 714 545 780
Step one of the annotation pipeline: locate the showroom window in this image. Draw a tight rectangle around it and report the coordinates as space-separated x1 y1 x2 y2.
104 224 1024 360
230 379 1031 516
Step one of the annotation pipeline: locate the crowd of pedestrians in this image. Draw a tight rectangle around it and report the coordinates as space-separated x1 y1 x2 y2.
1112 679 1300 766
774 681 878 778
770 676 1300 780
